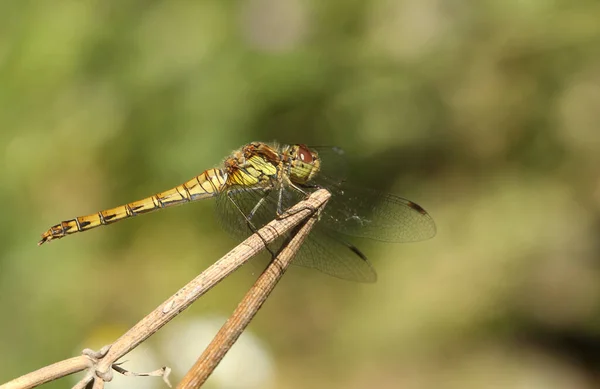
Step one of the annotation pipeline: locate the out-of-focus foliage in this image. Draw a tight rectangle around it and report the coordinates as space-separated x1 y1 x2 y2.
1 1 600 388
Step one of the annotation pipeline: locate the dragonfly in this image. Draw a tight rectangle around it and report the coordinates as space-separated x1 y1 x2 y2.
39 142 436 282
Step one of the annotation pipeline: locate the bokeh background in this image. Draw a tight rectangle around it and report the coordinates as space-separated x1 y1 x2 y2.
2 1 600 388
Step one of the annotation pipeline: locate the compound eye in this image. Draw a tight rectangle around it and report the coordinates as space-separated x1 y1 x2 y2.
297 145 313 163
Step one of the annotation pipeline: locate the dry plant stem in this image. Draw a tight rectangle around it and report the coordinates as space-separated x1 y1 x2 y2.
178 207 323 388
0 189 330 389
96 190 329 378
91 378 104 389
0 357 92 389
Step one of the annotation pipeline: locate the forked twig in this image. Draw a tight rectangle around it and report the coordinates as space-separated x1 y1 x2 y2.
1 189 331 389
178 199 323 388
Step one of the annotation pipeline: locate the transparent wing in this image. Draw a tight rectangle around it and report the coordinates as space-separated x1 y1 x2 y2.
294 229 377 282
215 185 274 240
309 147 436 243
311 146 347 185
318 186 436 242
215 183 377 282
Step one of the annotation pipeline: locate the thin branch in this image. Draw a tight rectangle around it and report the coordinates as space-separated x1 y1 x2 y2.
178 199 324 388
1 189 331 389
91 377 104 389
0 357 92 389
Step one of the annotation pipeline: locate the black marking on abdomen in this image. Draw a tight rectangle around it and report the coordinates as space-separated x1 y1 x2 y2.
125 204 136 216
61 222 74 233
206 175 220 193
178 186 192 201
103 213 117 222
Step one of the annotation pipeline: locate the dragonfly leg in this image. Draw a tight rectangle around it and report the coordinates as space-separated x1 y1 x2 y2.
226 188 277 258
276 181 319 220
289 181 309 194
248 191 271 221
225 187 272 228
274 176 310 217
276 186 285 216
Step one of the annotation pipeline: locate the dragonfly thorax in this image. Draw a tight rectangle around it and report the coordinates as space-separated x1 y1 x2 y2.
223 143 280 188
223 143 321 189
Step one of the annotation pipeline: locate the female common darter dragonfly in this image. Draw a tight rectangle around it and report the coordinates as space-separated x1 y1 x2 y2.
39 142 436 282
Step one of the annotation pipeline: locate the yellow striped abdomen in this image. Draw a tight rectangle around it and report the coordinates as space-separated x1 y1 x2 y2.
38 168 227 245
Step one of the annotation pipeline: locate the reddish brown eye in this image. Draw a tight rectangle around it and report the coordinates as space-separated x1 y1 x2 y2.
297 145 313 163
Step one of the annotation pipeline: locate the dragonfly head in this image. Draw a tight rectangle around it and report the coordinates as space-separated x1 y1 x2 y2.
286 144 321 184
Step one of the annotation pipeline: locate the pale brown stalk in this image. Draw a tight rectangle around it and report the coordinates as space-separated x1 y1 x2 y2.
0 189 330 389
178 199 323 388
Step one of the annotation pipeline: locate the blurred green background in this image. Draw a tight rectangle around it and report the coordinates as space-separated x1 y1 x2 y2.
2 1 600 388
